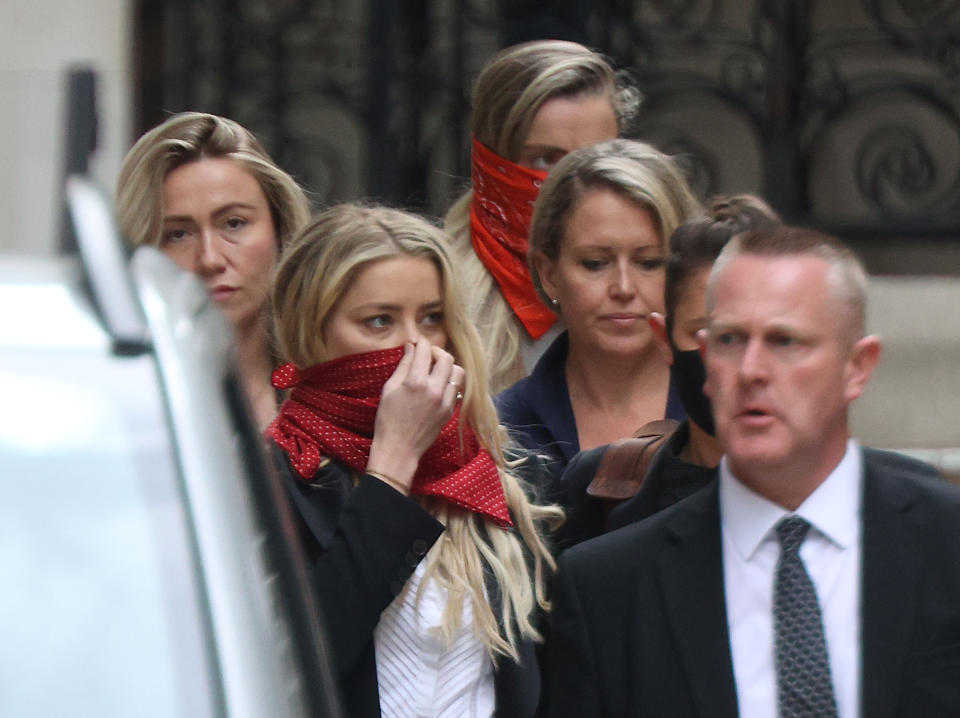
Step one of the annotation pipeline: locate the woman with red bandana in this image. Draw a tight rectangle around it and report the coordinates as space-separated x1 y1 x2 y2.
266 204 562 718
444 40 639 393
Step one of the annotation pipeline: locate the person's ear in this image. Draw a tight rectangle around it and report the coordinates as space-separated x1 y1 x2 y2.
532 251 560 305
844 334 882 403
649 312 673 364
696 328 709 361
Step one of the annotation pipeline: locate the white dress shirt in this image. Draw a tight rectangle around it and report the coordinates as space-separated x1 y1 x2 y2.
374 559 495 718
720 439 862 718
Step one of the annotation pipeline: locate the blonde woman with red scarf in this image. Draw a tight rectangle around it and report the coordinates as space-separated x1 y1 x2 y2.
266 204 562 718
444 40 639 393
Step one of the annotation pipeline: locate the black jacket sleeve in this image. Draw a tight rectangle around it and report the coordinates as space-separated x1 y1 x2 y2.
273 449 445 679
552 446 610 551
545 551 603 718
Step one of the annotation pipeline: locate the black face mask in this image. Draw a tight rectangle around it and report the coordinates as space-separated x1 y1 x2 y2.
670 347 716 436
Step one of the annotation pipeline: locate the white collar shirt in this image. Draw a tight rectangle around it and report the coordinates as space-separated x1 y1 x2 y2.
720 439 862 718
374 559 495 718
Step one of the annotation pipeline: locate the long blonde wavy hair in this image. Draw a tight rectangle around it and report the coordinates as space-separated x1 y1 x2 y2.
444 40 640 392
273 203 563 660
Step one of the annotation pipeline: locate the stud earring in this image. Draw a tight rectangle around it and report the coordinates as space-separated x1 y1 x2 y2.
551 298 559 307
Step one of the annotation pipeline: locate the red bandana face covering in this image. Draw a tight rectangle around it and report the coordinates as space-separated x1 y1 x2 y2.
469 138 557 340
266 345 513 527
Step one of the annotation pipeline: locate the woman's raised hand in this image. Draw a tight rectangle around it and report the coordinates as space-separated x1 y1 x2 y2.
366 338 465 494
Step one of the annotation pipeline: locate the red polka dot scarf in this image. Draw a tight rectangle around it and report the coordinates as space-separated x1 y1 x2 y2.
469 137 557 340
266 345 513 527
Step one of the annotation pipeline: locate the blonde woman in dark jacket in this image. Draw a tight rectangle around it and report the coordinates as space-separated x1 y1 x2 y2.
267 204 562 718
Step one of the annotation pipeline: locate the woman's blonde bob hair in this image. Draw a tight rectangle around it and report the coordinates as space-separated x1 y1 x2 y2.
116 111 310 250
528 138 702 307
445 40 640 392
273 203 562 660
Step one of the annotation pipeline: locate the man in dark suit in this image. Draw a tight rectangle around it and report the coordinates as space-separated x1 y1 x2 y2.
546 226 960 717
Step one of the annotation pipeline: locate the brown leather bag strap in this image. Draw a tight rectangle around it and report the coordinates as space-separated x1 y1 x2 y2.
586 419 680 500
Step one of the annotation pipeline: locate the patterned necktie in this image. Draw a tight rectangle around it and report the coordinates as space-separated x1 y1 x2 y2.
774 516 839 718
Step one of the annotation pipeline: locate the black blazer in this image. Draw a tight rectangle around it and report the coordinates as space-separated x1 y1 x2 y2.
496 332 581 488
546 448 960 718
274 451 543 718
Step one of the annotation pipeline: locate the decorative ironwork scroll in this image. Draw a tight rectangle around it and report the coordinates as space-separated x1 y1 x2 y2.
138 0 500 215
582 0 960 233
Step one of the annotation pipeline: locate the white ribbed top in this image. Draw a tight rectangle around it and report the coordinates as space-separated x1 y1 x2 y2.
374 560 495 718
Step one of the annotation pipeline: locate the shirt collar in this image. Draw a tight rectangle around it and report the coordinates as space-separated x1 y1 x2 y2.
719 439 862 561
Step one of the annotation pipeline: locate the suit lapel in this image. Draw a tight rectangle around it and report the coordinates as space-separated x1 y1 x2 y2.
860 450 921 718
524 332 580 464
655 483 739 718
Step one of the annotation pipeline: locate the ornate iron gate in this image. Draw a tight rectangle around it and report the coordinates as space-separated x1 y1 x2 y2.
135 0 960 253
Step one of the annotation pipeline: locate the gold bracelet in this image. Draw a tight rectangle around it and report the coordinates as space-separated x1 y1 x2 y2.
366 469 409 496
